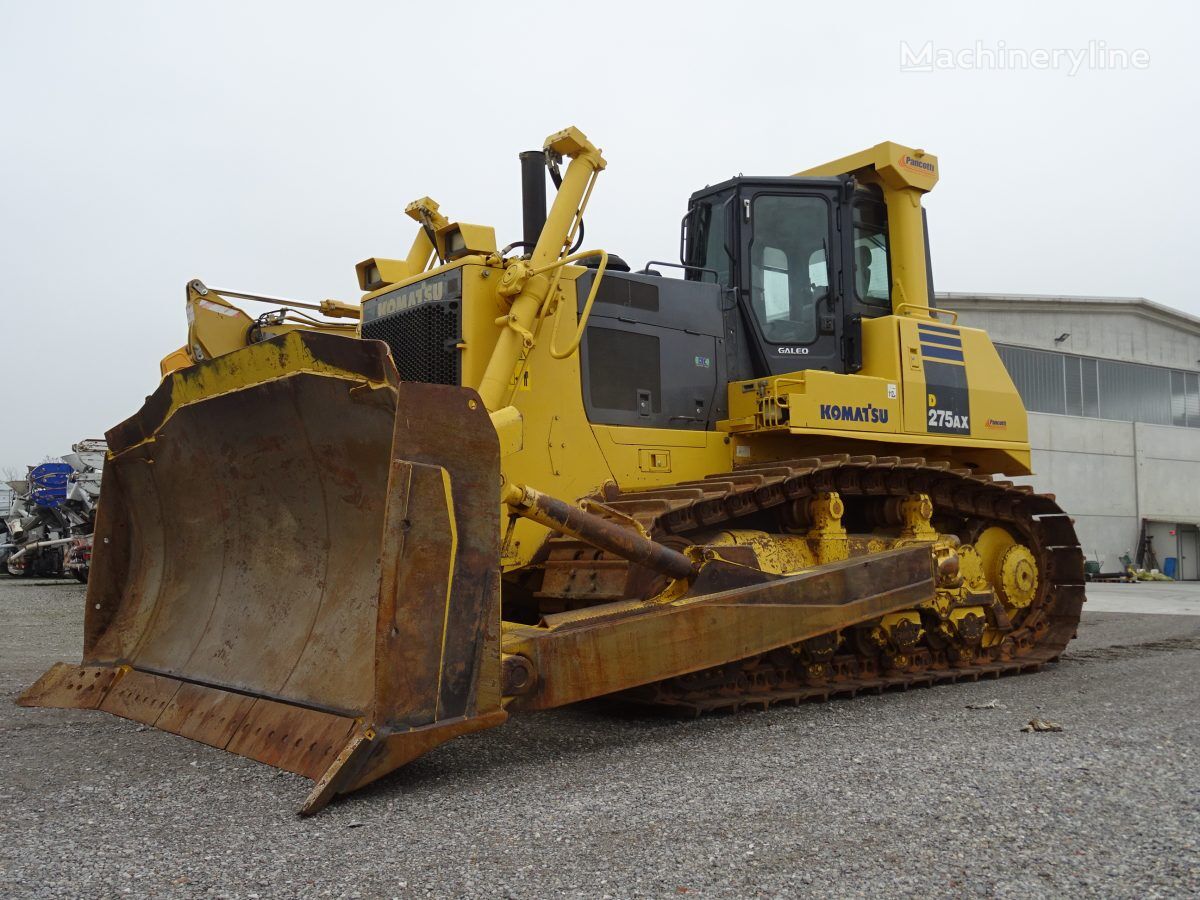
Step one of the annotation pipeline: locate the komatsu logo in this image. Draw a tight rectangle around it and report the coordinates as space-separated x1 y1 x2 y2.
819 403 889 424
362 272 461 323
375 280 446 316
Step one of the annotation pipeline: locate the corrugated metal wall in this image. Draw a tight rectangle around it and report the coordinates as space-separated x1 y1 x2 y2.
996 345 1065 415
997 344 1200 428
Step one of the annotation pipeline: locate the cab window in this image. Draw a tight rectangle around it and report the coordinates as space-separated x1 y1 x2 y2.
749 194 830 344
853 197 890 306
687 198 731 286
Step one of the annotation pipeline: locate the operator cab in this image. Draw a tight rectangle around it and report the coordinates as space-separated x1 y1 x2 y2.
682 176 894 381
575 175 917 432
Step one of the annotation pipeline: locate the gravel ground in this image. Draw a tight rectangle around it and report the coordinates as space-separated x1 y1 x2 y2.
1 578 1197 898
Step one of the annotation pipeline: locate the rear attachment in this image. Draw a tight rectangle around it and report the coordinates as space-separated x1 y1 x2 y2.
19 332 504 814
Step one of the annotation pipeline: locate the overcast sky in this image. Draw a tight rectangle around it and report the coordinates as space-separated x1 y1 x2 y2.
0 1 1192 473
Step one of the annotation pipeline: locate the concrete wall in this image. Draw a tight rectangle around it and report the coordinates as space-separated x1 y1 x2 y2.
1133 423 1200 522
1015 413 1200 574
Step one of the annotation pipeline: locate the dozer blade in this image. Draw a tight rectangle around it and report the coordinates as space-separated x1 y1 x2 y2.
19 332 505 814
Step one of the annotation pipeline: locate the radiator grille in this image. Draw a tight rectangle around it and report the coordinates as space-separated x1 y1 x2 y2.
361 300 461 386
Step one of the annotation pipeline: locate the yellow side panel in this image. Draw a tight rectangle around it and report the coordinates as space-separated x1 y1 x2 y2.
722 313 1032 474
592 425 732 489
783 371 900 433
859 315 904 381
892 317 1029 444
602 426 711 448
960 328 1029 443
459 264 507 392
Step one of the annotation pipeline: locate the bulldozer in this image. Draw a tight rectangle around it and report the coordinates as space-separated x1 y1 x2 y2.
21 127 1083 814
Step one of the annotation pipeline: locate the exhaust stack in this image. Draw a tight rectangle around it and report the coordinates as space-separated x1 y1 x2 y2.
519 150 547 250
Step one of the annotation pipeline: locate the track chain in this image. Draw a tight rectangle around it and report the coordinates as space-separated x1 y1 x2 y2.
590 453 1086 715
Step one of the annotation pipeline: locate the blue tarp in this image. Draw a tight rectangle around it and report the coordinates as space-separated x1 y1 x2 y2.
29 462 72 508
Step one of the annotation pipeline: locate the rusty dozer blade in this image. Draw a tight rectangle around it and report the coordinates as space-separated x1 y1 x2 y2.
19 332 505 814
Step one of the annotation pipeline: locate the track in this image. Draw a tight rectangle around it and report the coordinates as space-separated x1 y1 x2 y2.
549 453 1086 715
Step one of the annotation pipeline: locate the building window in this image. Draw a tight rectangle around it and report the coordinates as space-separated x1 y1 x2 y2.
1081 357 1099 418
1065 355 1083 416
1098 360 1172 426
1172 371 1187 427
997 343 1200 428
995 345 1065 415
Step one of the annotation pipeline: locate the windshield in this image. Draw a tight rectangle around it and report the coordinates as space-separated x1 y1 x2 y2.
749 194 830 344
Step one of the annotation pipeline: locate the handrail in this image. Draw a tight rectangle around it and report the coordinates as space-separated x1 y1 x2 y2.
640 260 721 281
533 249 609 359
896 303 958 324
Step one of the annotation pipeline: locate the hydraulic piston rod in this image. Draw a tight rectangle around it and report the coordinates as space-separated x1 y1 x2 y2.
503 483 696 581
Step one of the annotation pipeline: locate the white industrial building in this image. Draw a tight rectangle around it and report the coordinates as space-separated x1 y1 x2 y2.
949 292 1200 579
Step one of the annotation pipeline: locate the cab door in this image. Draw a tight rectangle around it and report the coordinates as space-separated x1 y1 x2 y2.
738 186 845 376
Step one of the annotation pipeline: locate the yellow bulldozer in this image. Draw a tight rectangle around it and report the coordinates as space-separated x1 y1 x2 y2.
21 127 1083 814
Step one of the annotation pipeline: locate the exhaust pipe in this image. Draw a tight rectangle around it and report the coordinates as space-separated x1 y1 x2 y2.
7 535 74 563
519 150 547 249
